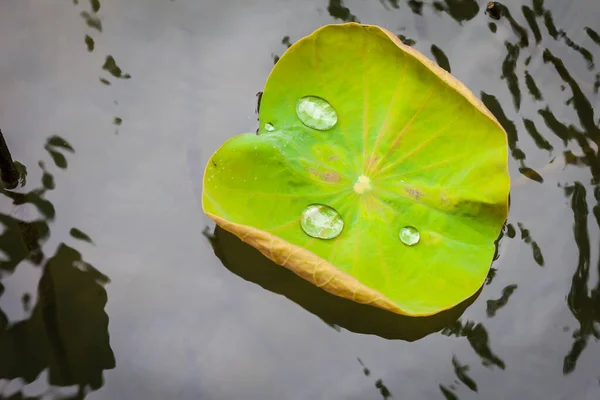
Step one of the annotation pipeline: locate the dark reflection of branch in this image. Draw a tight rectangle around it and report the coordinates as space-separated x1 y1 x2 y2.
432 0 479 24
378 0 399 10
431 44 451 72
327 0 359 23
102 55 131 80
540 6 594 69
505 222 516 239
0 130 19 189
542 50 600 143
584 27 600 47
486 284 518 317
206 226 478 341
44 136 74 170
89 0 100 13
518 162 544 181
356 359 392 399
480 92 523 161
541 50 600 180
524 70 543 101
532 0 544 15
562 182 600 375
408 0 424 15
397 34 416 47
70 228 94 244
0 216 49 272
272 36 294 65
375 379 392 399
499 220 544 269
501 42 521 111
485 267 497 285
439 384 459 400
0 244 115 395
442 320 505 369
517 222 544 266
80 12 102 32
357 358 371 376
0 139 114 396
451 356 477 392
521 5 541 44
522 119 552 152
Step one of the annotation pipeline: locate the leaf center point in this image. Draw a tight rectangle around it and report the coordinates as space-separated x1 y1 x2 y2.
353 175 372 194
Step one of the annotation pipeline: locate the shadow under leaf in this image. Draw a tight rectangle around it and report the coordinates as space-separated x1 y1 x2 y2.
206 226 479 341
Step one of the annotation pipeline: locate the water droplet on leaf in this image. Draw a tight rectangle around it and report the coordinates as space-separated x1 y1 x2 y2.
296 96 338 130
300 204 344 239
399 226 420 246
265 123 275 131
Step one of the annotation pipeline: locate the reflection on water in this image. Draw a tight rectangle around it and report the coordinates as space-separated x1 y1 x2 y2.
271 36 293 65
357 358 393 399
0 138 114 398
101 56 131 81
205 226 478 341
439 384 459 400
430 44 451 72
562 182 600 374
442 320 505 369
80 11 102 32
327 0 359 23
73 0 127 130
486 284 518 317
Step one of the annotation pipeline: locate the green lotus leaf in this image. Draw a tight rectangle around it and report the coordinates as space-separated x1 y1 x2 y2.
203 23 509 316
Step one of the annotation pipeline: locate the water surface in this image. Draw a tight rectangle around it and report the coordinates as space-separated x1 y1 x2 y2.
1 0 600 399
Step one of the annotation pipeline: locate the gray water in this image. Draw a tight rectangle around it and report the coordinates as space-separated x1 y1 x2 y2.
1 0 600 399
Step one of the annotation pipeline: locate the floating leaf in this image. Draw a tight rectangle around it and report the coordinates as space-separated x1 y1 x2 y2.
202 23 509 316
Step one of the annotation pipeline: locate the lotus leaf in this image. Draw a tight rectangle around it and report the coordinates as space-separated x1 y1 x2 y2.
203 23 509 316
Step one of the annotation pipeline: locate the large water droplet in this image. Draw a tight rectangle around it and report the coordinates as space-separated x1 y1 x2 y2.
264 123 275 132
399 226 420 246
296 96 338 130
300 204 344 239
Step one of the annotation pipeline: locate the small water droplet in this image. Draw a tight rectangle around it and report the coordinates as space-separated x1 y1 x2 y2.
265 123 275 131
300 204 344 239
296 96 338 130
399 226 420 246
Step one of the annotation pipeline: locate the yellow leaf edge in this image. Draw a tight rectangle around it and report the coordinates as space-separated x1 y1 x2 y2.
207 212 421 316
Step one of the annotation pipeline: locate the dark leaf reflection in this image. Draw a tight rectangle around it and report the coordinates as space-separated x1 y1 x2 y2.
0 139 114 397
205 226 478 341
